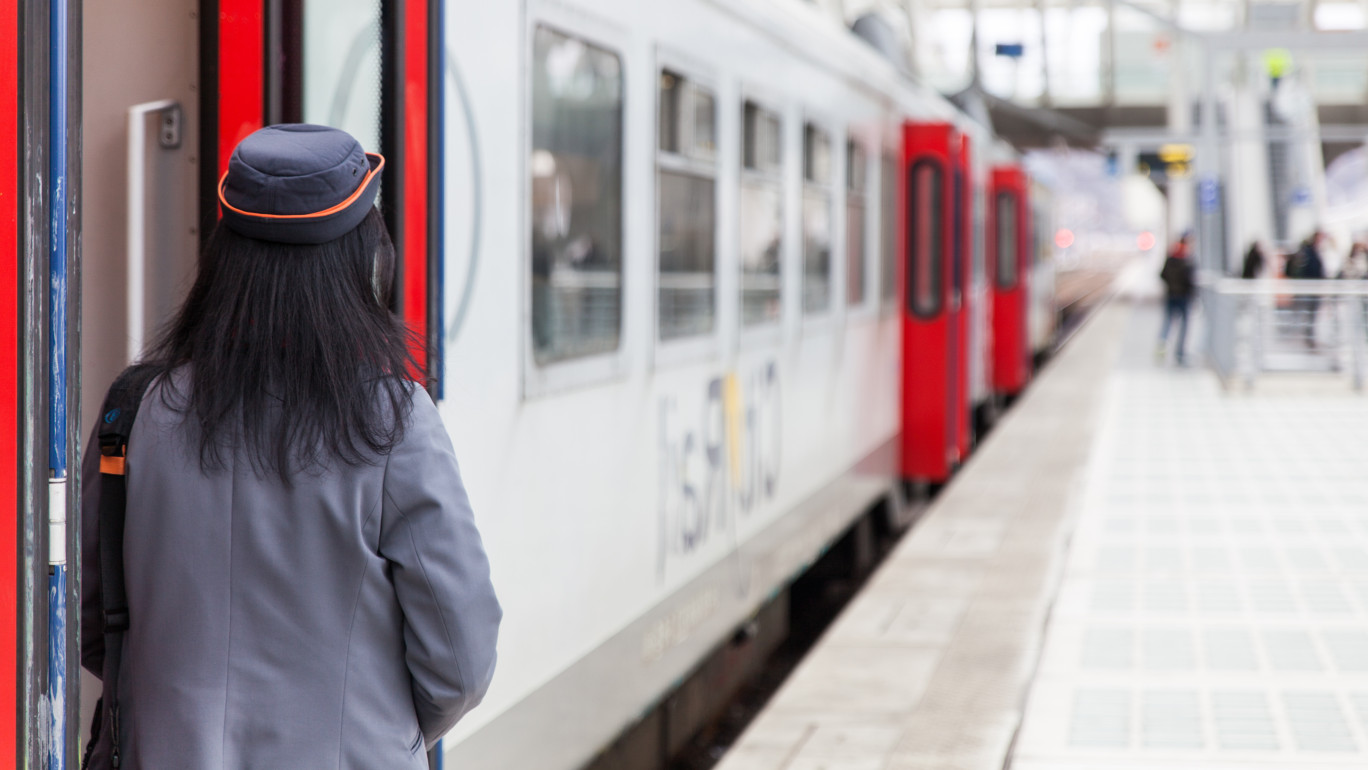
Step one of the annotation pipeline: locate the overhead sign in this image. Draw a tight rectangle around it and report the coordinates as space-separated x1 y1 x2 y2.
1158 144 1193 163
1159 144 1192 178
995 43 1024 58
1137 149 1192 181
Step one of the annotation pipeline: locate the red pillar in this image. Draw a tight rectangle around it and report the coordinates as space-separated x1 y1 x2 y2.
400 0 430 374
0 0 19 759
216 0 264 182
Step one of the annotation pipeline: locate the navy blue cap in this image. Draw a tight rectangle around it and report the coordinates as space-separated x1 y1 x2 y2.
218 124 385 245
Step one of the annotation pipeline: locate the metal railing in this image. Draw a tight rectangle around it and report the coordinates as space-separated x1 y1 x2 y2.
1204 278 1368 391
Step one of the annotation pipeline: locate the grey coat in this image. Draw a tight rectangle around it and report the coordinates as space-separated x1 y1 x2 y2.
81 376 501 769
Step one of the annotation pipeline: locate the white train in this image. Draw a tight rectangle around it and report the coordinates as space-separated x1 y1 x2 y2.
43 0 1058 766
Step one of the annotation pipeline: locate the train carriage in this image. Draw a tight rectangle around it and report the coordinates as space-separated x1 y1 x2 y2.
990 164 1033 397
1029 179 1060 358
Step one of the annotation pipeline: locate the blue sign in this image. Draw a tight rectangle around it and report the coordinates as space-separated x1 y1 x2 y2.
1291 186 1312 205
1199 177 1219 213
995 43 1024 58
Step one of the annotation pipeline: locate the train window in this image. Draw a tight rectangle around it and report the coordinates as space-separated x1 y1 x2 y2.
1034 205 1049 266
908 161 943 317
659 72 682 153
880 153 897 307
952 168 964 299
658 70 718 341
302 0 382 152
996 191 1018 289
972 183 986 285
846 140 867 307
741 100 782 326
529 27 624 365
803 124 833 315
694 91 716 159
743 102 781 173
804 125 831 185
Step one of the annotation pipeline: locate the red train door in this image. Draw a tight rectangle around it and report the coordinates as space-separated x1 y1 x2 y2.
990 165 1031 396
900 122 957 484
952 133 971 460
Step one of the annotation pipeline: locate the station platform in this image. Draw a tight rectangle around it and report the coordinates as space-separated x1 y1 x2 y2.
715 300 1368 770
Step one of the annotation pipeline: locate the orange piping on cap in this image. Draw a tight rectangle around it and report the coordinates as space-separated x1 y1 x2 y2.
218 153 386 220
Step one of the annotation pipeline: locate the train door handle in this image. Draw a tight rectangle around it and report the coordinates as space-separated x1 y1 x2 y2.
125 99 182 363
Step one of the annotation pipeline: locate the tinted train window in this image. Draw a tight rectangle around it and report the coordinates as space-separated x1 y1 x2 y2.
303 0 382 153
846 140 867 307
659 71 682 153
530 27 624 365
743 102 780 172
880 153 896 306
908 161 942 317
658 70 717 341
1033 204 1049 266
693 90 716 159
803 124 833 315
971 182 986 285
996 191 1018 289
741 101 783 326
952 168 964 300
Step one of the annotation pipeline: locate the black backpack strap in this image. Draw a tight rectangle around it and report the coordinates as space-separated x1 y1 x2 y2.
84 364 158 770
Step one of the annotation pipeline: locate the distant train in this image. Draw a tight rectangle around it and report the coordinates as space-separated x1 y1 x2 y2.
1 0 1059 765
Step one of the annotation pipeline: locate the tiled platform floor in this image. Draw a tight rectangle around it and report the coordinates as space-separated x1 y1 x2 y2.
716 302 1368 770
1013 317 1368 768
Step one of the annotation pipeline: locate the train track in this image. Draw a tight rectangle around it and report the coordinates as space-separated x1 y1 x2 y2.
1053 269 1117 352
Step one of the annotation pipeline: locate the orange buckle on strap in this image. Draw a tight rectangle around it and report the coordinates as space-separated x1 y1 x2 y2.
100 455 126 476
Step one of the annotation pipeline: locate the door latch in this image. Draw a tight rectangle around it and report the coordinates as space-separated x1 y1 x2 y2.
159 105 181 149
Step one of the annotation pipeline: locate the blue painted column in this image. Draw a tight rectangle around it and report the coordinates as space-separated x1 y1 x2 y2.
47 0 70 765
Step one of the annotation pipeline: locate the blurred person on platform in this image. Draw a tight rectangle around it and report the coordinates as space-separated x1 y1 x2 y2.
1241 241 1268 279
1287 230 1328 348
1338 242 1368 280
1158 232 1196 365
1338 241 1368 334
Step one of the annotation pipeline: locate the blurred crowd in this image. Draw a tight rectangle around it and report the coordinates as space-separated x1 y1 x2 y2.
1155 229 1368 366
1239 230 1368 282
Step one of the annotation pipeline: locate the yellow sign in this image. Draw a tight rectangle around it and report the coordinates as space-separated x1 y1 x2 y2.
1158 144 1193 164
723 372 742 483
1264 48 1292 79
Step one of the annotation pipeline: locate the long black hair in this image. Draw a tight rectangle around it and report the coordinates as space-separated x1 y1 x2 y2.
144 207 420 479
